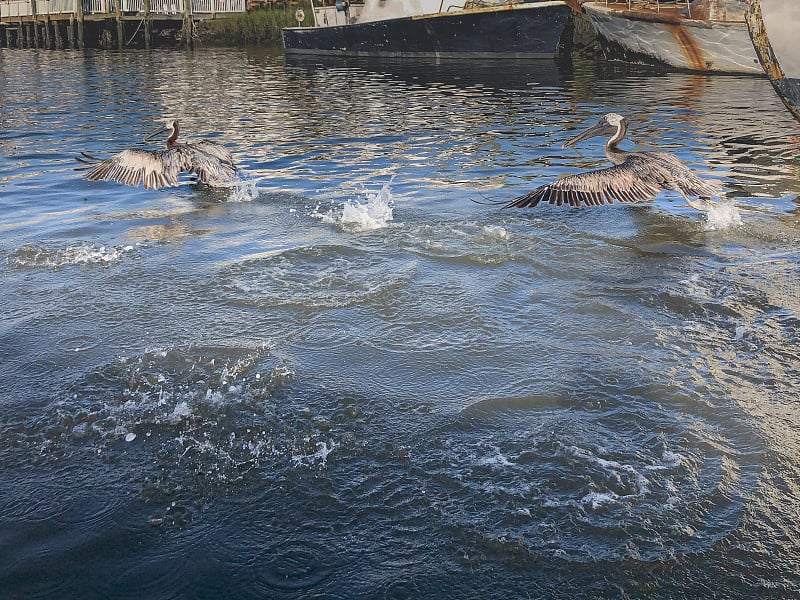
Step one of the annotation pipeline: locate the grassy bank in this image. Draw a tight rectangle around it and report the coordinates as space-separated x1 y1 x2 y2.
199 3 313 46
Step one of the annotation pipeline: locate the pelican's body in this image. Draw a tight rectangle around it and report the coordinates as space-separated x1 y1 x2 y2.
77 120 236 190
506 113 721 211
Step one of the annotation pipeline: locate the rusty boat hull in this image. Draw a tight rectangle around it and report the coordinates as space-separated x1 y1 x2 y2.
583 1 762 74
745 0 800 121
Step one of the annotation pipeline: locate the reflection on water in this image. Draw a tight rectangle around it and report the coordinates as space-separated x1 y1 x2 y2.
1 48 799 598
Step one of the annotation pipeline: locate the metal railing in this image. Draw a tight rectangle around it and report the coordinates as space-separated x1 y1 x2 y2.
1 0 32 17
603 0 692 16
1 0 76 15
0 0 243 16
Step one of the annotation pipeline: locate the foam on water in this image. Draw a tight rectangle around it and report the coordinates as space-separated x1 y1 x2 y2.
314 183 394 232
6 242 136 269
291 440 335 467
703 200 743 231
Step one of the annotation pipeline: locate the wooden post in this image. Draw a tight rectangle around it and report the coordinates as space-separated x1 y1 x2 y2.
76 0 84 48
143 0 150 49
114 0 123 49
31 0 40 47
67 14 75 47
182 0 192 48
44 16 52 48
55 18 64 48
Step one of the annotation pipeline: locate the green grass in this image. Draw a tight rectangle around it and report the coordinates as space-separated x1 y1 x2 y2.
199 3 313 46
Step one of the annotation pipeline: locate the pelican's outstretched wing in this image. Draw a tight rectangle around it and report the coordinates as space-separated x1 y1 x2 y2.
506 157 664 208
80 148 189 190
192 140 235 166
184 145 237 186
647 151 723 199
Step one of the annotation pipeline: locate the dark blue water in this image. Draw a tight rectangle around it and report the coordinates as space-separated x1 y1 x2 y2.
1 47 800 598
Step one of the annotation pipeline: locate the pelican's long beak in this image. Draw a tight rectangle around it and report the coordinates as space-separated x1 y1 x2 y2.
144 124 170 142
562 122 608 149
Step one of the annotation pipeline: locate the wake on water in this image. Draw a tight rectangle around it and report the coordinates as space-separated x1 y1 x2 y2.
229 172 744 235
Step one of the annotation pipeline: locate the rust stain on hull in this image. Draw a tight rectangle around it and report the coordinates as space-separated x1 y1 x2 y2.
667 23 708 72
745 0 783 80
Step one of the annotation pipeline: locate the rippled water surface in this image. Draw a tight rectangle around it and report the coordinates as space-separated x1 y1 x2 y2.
1 47 800 598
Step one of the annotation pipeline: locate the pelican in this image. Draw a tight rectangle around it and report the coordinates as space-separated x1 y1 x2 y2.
504 113 721 211
76 120 236 190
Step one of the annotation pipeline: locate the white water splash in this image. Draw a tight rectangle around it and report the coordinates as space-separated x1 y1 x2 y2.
703 200 742 231
225 173 261 203
314 183 394 232
292 440 335 467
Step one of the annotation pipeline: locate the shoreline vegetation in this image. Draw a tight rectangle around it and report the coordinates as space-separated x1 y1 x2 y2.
198 3 314 46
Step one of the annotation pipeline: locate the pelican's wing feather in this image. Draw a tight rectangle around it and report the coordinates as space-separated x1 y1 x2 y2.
505 157 663 209
192 140 236 165
185 145 237 187
84 148 187 190
647 151 724 199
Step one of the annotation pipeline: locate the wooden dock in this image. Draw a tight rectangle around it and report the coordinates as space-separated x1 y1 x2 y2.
0 0 245 48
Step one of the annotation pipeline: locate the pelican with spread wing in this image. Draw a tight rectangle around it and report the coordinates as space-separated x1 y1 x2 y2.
505 113 722 212
77 120 237 190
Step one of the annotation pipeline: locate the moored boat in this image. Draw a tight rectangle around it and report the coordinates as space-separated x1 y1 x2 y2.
282 0 572 58
745 0 800 121
581 0 763 74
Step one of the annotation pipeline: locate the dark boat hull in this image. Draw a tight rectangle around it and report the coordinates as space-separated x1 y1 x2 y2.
745 0 800 122
282 2 572 58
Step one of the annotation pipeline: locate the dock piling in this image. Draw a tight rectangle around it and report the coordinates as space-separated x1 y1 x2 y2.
143 0 151 49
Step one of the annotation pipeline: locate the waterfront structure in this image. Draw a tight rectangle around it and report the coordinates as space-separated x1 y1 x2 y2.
0 0 244 48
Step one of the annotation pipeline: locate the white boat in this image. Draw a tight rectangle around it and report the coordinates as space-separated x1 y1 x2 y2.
745 0 800 121
581 0 763 74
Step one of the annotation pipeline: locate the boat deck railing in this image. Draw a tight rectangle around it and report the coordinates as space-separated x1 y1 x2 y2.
600 0 692 17
0 0 244 17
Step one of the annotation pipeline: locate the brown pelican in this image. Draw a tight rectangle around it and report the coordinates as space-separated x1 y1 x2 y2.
76 120 236 190
505 113 721 211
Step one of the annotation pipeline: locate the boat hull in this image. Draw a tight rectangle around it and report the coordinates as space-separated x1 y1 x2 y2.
583 2 763 74
282 2 572 58
745 0 800 121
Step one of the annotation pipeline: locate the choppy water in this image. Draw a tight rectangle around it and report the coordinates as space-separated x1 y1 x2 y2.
1 47 799 598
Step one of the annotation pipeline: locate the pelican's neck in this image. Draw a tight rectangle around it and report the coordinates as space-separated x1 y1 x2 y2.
604 119 628 164
166 123 179 148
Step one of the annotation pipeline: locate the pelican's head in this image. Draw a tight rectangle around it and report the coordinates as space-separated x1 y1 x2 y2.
563 113 628 149
144 119 180 146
